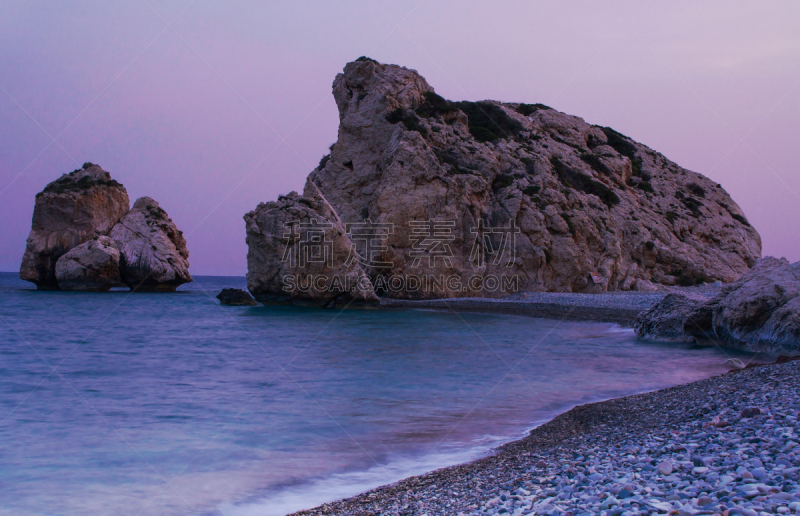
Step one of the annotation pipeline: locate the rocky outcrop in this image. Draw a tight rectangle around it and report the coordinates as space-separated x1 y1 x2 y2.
636 257 800 353
20 165 193 292
688 258 800 352
244 179 378 306
634 293 708 342
20 163 129 289
54 236 124 291
217 288 259 306
247 58 762 300
108 197 192 292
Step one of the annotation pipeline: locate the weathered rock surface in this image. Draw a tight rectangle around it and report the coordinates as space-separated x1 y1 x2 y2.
688 257 800 352
244 178 378 306
20 163 129 289
634 292 708 342
636 257 800 353
216 288 258 306
249 58 762 300
54 236 124 291
109 197 192 292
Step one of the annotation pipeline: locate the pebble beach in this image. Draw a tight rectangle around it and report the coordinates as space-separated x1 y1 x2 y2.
292 358 800 516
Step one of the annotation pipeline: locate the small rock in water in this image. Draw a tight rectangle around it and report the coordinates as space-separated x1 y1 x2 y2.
217 288 259 306
724 358 746 370
658 460 673 475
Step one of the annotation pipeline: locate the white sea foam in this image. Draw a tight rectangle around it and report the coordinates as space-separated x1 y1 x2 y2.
219 439 503 516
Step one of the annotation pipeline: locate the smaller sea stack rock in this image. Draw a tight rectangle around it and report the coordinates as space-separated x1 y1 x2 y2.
54 236 124 291
216 288 258 306
109 197 192 292
20 163 130 289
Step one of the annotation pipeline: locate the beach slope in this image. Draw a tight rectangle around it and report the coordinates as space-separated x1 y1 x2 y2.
292 359 800 515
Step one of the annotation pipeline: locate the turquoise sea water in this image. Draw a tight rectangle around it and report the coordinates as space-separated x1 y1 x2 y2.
0 273 760 515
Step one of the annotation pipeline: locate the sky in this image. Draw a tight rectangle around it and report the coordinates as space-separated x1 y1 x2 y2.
1 1 798 276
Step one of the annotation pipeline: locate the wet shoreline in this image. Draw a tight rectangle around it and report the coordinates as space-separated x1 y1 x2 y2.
379 288 718 327
291 358 799 516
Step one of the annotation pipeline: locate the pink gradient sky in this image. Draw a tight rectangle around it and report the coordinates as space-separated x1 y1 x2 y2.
1 1 798 276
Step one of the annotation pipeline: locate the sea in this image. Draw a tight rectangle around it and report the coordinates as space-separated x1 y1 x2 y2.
0 273 762 515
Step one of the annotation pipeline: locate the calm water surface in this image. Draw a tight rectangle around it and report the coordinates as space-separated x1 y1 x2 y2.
0 273 759 515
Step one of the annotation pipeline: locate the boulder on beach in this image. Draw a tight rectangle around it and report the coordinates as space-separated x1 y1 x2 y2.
246 58 761 301
687 257 800 352
634 293 707 342
20 163 130 289
636 257 800 354
54 236 124 291
109 197 192 292
216 288 258 306
245 178 378 307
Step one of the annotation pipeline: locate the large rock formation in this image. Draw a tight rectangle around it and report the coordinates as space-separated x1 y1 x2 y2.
20 163 129 289
109 197 192 292
247 58 762 301
245 179 378 306
54 236 124 291
636 257 800 353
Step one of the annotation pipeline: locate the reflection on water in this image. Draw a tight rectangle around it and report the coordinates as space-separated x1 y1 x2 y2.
0 273 758 515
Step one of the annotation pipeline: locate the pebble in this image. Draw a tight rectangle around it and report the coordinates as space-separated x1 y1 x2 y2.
741 407 762 418
291 360 800 516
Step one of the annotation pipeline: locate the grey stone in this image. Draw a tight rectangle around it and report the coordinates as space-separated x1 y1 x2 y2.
109 197 192 292
634 293 706 341
635 257 800 354
216 288 258 306
741 408 761 418
54 236 124 291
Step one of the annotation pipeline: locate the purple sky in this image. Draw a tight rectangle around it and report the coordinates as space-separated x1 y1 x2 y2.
1 1 799 276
